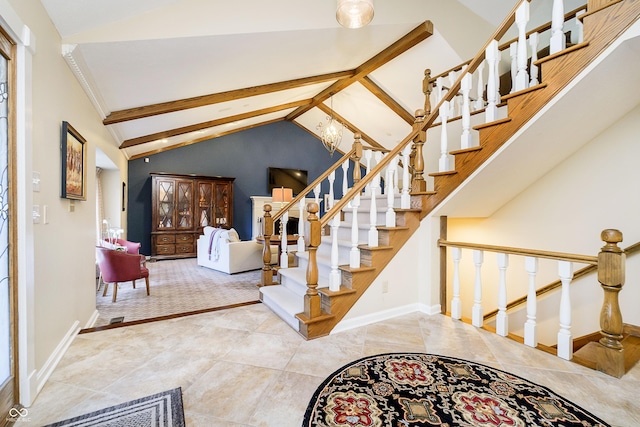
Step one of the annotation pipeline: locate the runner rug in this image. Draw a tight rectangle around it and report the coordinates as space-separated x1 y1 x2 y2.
43 388 185 427
302 353 610 427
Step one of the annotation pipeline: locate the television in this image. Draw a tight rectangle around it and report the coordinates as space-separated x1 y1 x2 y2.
268 167 308 195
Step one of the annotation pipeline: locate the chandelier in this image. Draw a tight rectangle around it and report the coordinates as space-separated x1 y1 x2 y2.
317 95 344 157
336 0 374 29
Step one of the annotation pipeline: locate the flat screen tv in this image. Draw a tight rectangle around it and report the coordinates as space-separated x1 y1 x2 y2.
268 167 308 195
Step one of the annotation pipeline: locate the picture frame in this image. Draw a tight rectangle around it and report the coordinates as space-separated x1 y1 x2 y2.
60 121 87 200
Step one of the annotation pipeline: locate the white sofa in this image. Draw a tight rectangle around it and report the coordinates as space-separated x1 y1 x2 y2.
196 226 275 274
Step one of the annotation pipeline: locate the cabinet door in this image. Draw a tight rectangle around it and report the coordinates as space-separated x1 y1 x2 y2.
176 180 194 230
213 181 232 227
197 181 213 229
156 178 175 229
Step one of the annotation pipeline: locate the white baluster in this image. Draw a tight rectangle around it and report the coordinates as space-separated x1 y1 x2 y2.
368 170 379 248
496 253 509 337
363 149 373 196
435 76 444 105
385 156 397 227
280 211 289 268
327 170 335 213
313 183 322 221
451 247 462 320
529 32 539 86
472 250 484 327
329 214 341 291
474 61 485 111
342 159 350 196
350 193 361 268
448 70 458 117
393 155 400 194
524 256 538 347
439 100 450 172
509 41 518 93
576 9 586 44
400 144 412 209
373 151 383 196
557 260 574 360
515 1 530 91
485 40 499 122
297 198 306 253
460 71 472 149
550 0 566 54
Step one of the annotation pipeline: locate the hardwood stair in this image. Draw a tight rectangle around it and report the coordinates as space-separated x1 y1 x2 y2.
260 0 640 340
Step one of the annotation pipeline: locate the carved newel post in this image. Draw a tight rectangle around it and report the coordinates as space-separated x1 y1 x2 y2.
412 109 427 193
352 133 363 185
261 204 274 286
422 69 432 116
304 202 321 319
597 228 626 378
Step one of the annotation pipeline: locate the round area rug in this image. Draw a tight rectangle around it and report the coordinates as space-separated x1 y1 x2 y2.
302 353 609 427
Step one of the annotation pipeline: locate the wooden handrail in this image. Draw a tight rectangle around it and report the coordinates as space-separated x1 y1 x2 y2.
483 240 640 320
438 238 598 264
428 3 588 84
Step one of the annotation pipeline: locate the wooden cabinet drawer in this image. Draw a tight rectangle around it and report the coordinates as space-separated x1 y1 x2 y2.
155 234 175 244
176 234 194 243
176 243 194 254
156 244 176 255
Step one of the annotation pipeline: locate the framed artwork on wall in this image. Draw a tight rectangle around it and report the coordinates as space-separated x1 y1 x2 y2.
60 121 86 200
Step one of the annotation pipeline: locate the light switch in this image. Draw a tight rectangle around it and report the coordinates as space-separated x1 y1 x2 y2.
33 205 40 223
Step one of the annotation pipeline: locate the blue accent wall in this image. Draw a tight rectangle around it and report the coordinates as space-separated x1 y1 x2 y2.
127 121 338 255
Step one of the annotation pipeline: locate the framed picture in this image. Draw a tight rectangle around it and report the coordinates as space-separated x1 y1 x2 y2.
61 121 87 200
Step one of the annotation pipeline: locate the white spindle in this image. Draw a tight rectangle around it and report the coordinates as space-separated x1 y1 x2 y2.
435 76 444 105
576 9 586 44
393 155 400 194
439 101 450 172
313 184 321 209
385 157 397 227
524 256 538 347
368 171 379 248
557 260 574 360
496 253 509 337
460 71 472 149
472 250 484 327
350 193 361 268
363 149 373 196
448 70 458 117
550 0 566 54
529 32 539 86
509 41 518 93
451 247 462 320
515 1 530 91
280 211 289 268
327 171 335 213
474 61 485 111
373 151 383 195
400 145 412 209
297 199 306 253
485 40 499 122
329 214 341 292
342 159 350 196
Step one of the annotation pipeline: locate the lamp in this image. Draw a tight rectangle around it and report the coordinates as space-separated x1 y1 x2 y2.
316 94 344 157
336 0 374 29
271 187 293 208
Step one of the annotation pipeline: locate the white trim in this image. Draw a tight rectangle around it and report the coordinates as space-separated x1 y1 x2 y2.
84 310 100 329
331 303 440 335
35 321 80 395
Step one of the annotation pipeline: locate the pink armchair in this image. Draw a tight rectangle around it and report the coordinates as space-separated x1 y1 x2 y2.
96 246 150 302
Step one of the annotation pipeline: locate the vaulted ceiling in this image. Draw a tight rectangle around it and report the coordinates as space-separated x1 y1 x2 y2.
40 0 577 161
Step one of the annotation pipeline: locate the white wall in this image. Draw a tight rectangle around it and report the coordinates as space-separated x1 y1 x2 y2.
446 103 640 343
5 0 128 404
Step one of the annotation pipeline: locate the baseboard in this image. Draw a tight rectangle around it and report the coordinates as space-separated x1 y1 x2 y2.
35 320 80 395
331 304 423 334
419 303 442 316
84 310 100 329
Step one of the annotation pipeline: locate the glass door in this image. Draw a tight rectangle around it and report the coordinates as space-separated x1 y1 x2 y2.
176 181 193 230
197 181 213 230
214 182 230 227
156 179 174 229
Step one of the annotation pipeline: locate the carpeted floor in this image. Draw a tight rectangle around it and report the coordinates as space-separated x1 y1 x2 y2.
303 353 610 427
94 258 261 327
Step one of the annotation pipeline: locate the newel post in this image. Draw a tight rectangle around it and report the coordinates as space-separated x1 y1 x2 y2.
412 109 427 193
260 204 274 286
352 133 363 185
597 229 626 377
304 202 322 319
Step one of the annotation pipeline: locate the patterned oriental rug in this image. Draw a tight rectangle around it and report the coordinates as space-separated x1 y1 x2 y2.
302 353 610 427
43 388 185 427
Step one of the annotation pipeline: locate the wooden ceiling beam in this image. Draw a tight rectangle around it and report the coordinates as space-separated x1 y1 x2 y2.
104 70 353 125
359 76 415 124
120 99 311 148
285 20 433 121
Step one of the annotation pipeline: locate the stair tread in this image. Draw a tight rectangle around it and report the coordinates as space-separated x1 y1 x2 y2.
260 285 303 315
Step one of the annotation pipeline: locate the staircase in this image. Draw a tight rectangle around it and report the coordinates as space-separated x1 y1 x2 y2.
260 0 640 340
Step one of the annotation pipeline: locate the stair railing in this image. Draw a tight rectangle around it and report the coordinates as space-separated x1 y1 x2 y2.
438 229 627 377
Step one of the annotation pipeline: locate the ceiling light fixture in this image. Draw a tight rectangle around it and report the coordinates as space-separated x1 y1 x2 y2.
336 0 374 29
317 94 344 157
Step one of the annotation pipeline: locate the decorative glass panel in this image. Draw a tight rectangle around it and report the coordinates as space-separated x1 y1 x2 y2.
177 182 192 229
158 180 174 228
214 183 229 226
198 183 212 227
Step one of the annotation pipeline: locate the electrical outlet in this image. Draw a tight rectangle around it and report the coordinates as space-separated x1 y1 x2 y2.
382 280 389 293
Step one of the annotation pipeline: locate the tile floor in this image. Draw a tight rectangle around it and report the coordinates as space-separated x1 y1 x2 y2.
26 304 639 426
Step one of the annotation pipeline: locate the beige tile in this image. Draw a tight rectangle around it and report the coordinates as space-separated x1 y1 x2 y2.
221 331 302 370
